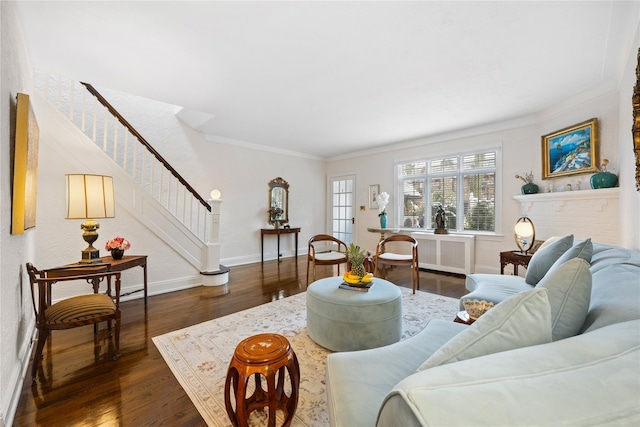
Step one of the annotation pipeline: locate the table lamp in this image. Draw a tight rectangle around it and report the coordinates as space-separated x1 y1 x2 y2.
66 174 115 263
514 216 535 254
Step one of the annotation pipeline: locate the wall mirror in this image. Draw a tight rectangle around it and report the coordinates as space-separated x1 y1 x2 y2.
268 177 289 225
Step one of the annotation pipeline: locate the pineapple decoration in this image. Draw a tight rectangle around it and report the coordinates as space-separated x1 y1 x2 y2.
344 243 373 285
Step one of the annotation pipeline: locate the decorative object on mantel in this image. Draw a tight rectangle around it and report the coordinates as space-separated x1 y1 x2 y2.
541 118 599 180
105 236 131 260
514 216 535 254
515 171 539 194
434 204 448 234
590 159 618 189
376 191 389 229
633 47 640 192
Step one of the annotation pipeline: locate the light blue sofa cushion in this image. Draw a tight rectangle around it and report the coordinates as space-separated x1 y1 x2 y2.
536 257 592 341
461 274 532 310
525 234 574 285
552 238 593 268
418 288 552 370
378 320 640 427
326 319 467 427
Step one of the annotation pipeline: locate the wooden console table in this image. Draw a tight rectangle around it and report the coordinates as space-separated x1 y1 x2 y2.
261 227 300 263
50 255 149 305
500 250 532 275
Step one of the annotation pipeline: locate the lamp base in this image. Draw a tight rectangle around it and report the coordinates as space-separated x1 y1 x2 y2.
80 219 101 263
80 247 101 263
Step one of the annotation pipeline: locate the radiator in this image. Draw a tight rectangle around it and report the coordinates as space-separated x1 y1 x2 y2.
411 232 475 275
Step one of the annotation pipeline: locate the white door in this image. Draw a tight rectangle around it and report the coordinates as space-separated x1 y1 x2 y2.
329 175 356 245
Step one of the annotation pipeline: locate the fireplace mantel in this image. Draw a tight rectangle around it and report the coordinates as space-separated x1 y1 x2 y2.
512 188 620 244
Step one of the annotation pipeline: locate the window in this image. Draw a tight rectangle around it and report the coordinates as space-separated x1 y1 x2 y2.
396 150 498 233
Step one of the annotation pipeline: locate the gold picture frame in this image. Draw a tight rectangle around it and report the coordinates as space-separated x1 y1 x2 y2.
541 118 599 180
11 93 39 234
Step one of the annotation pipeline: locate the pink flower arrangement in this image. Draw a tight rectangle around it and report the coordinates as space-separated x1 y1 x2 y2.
105 236 131 251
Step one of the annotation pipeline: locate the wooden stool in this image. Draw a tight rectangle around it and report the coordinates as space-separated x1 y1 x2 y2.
224 333 300 427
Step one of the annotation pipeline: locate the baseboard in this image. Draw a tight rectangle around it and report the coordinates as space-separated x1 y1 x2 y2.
4 326 37 427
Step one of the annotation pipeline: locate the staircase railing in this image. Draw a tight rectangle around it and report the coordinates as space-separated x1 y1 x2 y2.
35 71 211 242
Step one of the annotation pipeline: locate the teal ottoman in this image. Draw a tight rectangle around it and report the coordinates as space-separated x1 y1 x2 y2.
306 277 403 351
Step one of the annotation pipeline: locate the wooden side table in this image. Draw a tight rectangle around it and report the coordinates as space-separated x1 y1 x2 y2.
454 311 476 325
499 251 532 275
49 255 149 305
261 227 300 263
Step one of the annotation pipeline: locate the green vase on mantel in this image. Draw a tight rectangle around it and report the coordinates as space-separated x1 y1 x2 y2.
590 172 618 189
521 183 539 195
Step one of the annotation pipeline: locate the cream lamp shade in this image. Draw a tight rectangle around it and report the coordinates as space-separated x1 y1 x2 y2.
514 216 535 254
210 189 221 200
66 174 115 263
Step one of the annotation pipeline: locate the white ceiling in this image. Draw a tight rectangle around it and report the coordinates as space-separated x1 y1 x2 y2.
15 1 639 159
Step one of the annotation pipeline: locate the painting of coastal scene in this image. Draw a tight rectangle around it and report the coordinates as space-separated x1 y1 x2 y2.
542 118 598 179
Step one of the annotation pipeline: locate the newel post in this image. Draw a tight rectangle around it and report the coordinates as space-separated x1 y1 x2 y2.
201 197 229 292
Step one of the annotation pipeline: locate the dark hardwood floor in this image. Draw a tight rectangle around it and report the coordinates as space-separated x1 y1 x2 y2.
14 256 466 426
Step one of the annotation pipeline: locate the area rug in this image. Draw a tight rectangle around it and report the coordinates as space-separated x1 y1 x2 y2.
153 288 460 426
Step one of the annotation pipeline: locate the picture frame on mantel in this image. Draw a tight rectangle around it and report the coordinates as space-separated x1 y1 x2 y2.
541 118 599 180
368 184 379 209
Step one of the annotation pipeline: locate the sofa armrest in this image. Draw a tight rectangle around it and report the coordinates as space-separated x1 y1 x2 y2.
377 319 640 426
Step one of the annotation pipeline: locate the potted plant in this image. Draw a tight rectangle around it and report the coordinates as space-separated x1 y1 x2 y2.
105 236 131 260
515 171 538 194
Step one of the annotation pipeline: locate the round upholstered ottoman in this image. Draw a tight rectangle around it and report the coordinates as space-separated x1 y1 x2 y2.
306 277 402 351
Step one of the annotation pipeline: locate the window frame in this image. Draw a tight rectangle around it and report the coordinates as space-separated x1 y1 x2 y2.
394 147 502 235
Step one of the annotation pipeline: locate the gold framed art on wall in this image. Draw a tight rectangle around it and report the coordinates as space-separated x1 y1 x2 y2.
541 118 599 180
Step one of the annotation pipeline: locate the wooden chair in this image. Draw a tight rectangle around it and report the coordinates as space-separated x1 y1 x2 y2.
306 234 348 285
26 263 122 383
374 234 420 294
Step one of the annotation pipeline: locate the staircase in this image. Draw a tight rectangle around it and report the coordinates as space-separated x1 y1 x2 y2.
34 71 220 273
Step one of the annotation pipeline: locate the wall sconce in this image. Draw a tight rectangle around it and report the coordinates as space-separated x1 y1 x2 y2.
66 174 115 263
514 216 535 254
210 189 221 200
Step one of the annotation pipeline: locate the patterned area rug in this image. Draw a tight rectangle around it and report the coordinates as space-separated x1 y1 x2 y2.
153 288 460 426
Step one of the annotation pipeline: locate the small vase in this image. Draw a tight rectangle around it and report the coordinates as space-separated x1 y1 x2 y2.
379 213 387 229
521 183 539 195
590 172 618 189
273 221 279 230
110 249 124 260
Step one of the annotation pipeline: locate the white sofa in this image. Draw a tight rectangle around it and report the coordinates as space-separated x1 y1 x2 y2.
325 240 640 426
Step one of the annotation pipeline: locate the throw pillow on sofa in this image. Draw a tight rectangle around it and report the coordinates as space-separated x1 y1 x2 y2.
535 257 592 341
550 238 593 269
525 234 574 285
417 288 552 370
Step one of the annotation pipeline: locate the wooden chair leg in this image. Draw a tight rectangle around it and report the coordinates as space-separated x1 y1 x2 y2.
31 330 48 384
113 314 121 360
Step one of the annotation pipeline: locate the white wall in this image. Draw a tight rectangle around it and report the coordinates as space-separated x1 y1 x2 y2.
326 85 627 273
618 25 640 250
92 87 328 265
0 2 37 425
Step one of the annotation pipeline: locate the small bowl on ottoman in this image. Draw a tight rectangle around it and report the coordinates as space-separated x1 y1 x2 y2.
463 299 494 320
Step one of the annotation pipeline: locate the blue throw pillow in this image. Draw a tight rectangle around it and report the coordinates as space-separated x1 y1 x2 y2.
525 235 574 285
550 238 593 270
536 258 592 341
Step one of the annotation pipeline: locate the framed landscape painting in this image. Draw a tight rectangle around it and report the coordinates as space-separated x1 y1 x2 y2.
541 118 598 179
